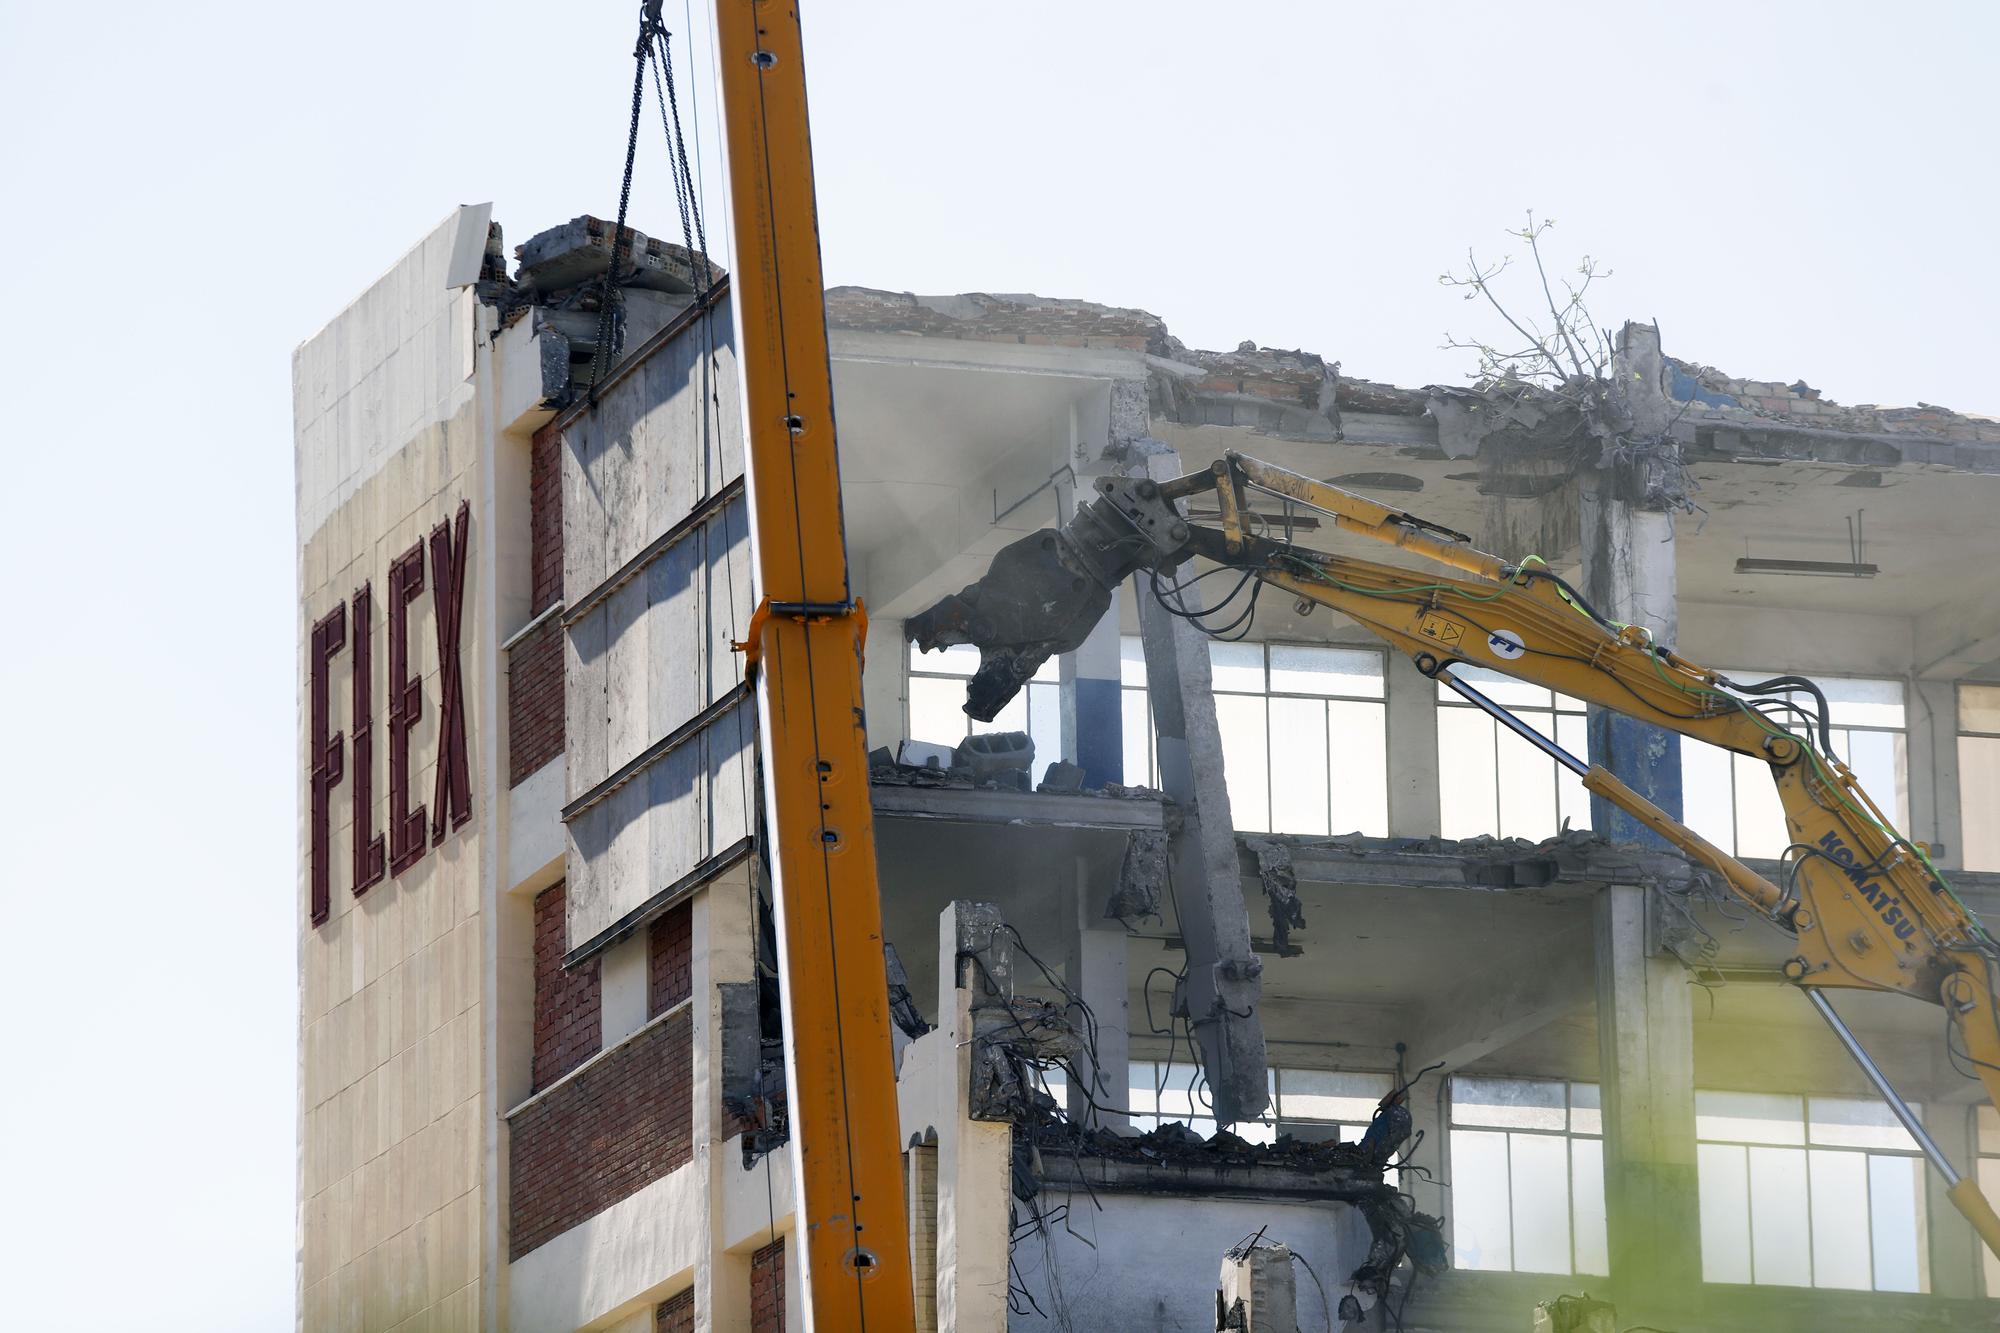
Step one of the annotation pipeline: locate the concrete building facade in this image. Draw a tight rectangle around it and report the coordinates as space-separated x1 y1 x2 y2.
297 205 2000 1331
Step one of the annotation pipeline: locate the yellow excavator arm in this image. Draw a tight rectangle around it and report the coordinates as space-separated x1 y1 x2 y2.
912 449 2000 1258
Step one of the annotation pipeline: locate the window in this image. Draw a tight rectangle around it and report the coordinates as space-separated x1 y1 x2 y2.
1978 1106 2000 1295
1681 673 1909 859
1695 1090 1926 1292
1960 685 2000 872
1120 636 1389 836
1448 1076 1606 1275
1124 1062 1396 1152
1436 669 1591 840
906 643 1061 784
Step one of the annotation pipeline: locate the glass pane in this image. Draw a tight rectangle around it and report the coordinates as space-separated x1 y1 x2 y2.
1569 1084 1601 1137
1120 635 1148 687
1806 1149 1872 1290
1449 1130 1513 1271
1842 730 1909 830
1208 640 1265 693
1439 664 1553 710
1748 1146 1813 1287
1698 1141 1753 1284
1556 711 1592 832
1234 1118 1278 1146
1282 1070 1392 1123
1326 699 1389 837
1808 1096 1920 1153
1723 670 1903 730
1868 1153 1925 1294
1121 688 1154 789
1571 1137 1608 1275
978 687 1029 737
1155 1062 1204 1118
1697 1091 1805 1146
1680 738 1739 855
1452 1076 1566 1131
910 641 980 676
1437 707 1499 840
1127 1063 1160 1117
1025 681 1062 785
906 675 971 747
1961 737 2000 872
1508 1132 1572 1274
1496 711 1558 840
1820 675 1905 730
1981 1104 2000 1155
1268 644 1384 699
1962 684 2000 736
1030 655 1058 684
1214 693 1270 833
1267 697 1330 836
1732 752 1792 860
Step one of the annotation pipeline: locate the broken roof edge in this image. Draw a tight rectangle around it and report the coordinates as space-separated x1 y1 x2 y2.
823 286 2000 460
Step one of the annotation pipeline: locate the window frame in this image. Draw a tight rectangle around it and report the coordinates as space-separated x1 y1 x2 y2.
1958 683 2000 873
1433 670 1591 841
1119 635 1390 836
1694 1088 1929 1294
1678 670 1910 860
1445 1074 1606 1277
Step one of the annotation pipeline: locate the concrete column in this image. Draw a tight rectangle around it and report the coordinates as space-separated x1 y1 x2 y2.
1582 322 1685 844
1058 407 1125 788
862 614 906 755
1385 652 1441 838
1131 441 1270 1125
1578 487 1682 840
936 903 1012 1333
1059 590 1124 787
697 879 758 1333
1594 884 1700 1321
1064 857 1130 1130
1910 678 1962 869
1925 1105 1980 1299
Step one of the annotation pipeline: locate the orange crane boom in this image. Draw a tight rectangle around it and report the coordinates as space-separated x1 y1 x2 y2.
712 2 917 1326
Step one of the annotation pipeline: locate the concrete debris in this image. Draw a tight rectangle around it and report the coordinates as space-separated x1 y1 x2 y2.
1246 840 1305 957
955 730 1035 782
824 286 1169 353
1035 759 1086 794
1106 829 1167 925
473 215 721 409
896 739 957 769
515 215 710 298
1533 1294 1619 1333
1218 1240 1298 1333
883 942 929 1040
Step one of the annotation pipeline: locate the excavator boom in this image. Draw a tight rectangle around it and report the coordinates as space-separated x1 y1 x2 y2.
913 449 2000 1259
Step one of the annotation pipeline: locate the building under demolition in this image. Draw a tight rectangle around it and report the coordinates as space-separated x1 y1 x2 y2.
295 204 2000 1331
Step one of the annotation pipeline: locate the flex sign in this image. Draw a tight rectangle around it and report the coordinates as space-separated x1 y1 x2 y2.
306 502 472 926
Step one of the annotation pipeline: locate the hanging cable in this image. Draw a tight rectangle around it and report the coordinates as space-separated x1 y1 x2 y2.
589 4 656 404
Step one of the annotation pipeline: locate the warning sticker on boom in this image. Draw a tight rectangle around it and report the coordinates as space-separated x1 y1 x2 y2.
1417 613 1466 647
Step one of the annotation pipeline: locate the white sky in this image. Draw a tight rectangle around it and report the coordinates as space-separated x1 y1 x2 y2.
0 2 1994 1328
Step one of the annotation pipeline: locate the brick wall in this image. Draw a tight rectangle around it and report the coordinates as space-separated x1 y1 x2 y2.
532 882 600 1091
507 422 567 786
656 1288 694 1333
529 421 563 612
751 1237 786 1333
508 1011 693 1259
507 617 564 786
649 901 693 1015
